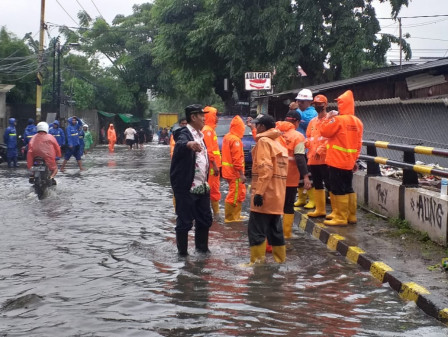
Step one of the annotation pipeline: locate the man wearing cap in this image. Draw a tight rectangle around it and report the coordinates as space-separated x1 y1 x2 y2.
221 115 247 222
202 106 222 217
320 90 363 226
170 104 213 256
276 111 311 238
248 114 288 264
290 88 318 209
305 94 331 218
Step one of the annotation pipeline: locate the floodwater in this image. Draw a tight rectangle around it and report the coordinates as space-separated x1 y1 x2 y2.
1 144 447 337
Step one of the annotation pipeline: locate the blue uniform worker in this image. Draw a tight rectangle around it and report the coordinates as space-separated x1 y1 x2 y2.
60 116 84 172
23 118 38 145
3 118 18 167
49 120 66 147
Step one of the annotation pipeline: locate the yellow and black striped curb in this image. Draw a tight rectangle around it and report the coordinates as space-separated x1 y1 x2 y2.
296 212 448 324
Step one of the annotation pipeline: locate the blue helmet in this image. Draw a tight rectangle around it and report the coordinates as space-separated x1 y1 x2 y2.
9 118 16 125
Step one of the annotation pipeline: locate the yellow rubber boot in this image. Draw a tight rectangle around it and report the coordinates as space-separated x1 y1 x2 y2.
235 202 248 221
294 187 307 207
323 194 349 226
307 189 327 217
250 241 267 264
224 202 235 223
303 187 315 209
326 192 336 220
211 200 220 216
272 245 286 263
348 193 357 224
282 213 295 239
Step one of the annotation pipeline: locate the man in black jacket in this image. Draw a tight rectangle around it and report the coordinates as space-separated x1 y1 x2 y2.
170 104 213 256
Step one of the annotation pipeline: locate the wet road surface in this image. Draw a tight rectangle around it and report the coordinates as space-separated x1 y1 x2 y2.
1 144 448 336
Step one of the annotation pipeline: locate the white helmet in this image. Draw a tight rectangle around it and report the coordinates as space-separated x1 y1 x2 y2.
295 88 313 101
83 124 88 128
36 121 49 133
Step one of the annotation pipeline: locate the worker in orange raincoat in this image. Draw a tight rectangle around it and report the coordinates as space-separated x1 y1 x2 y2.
247 114 288 264
202 106 222 216
320 90 363 226
221 115 246 222
276 111 311 238
107 124 117 152
305 94 331 218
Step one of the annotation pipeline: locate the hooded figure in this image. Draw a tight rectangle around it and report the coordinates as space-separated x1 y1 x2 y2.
83 125 93 153
320 90 363 226
3 118 18 167
202 106 222 216
49 120 66 147
221 115 247 222
60 116 84 172
23 118 37 145
107 124 117 152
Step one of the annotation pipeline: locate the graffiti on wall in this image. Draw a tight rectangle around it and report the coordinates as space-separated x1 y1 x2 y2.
375 183 388 212
410 195 444 229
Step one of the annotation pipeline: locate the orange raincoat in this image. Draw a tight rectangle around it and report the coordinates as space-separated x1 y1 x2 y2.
169 134 175 158
222 115 246 204
27 132 61 171
320 90 363 170
276 121 305 187
202 106 222 202
306 115 328 165
107 124 117 152
250 128 288 214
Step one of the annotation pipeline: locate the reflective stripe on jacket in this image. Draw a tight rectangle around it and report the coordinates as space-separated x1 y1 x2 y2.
320 90 363 170
250 128 288 214
202 125 221 169
221 115 245 180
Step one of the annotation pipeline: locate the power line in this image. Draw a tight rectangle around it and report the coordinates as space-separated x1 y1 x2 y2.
90 0 104 19
377 14 448 20
55 0 79 25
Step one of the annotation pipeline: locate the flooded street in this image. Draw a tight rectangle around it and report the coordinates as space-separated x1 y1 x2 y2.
1 144 448 336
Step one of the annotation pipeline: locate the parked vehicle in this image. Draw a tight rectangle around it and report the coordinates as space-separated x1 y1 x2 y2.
30 157 53 199
216 116 256 172
157 113 178 130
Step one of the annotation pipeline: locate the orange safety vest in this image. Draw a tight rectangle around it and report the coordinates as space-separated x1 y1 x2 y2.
202 107 222 171
306 116 328 166
221 115 245 180
169 134 175 158
276 121 304 187
320 90 363 170
250 128 288 214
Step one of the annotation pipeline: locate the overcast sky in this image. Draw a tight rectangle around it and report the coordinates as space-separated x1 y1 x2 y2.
1 0 448 63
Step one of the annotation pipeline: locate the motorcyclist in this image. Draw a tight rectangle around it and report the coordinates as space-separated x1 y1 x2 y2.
27 122 61 184
3 118 18 167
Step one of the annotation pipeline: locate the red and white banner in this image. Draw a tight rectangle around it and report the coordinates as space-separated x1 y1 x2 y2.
245 72 271 91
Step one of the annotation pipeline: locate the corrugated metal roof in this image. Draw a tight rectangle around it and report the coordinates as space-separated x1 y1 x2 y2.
0 84 15 93
265 58 448 98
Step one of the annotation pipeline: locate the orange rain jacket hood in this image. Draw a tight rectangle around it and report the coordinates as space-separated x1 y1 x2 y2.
203 106 218 129
250 128 288 214
320 90 363 170
202 106 221 169
229 115 245 139
107 124 117 142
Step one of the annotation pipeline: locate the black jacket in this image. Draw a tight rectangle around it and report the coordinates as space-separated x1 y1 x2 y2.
170 126 209 193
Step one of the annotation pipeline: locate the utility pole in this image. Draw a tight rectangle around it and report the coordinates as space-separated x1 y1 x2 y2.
36 0 46 122
398 17 402 70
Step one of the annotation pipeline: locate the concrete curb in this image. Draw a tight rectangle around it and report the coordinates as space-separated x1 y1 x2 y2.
295 212 448 324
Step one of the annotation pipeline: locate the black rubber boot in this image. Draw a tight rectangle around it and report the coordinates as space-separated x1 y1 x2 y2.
195 227 210 254
176 231 189 257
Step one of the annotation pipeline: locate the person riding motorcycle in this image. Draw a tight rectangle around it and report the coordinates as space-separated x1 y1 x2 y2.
27 122 61 184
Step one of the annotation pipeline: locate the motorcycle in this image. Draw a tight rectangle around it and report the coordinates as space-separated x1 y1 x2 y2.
31 157 53 199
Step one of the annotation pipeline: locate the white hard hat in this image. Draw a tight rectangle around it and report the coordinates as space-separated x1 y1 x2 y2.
83 124 88 128
295 88 313 101
36 121 49 133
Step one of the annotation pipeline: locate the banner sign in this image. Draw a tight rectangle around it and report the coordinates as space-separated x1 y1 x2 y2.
245 72 271 91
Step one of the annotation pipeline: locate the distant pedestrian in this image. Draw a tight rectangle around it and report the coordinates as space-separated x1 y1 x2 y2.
320 90 363 226
107 124 117 153
60 116 84 172
137 128 146 149
49 120 66 153
170 104 212 256
247 115 288 264
124 126 137 150
3 118 18 168
83 125 93 154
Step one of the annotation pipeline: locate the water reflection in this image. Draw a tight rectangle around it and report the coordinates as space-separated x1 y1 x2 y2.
0 144 447 336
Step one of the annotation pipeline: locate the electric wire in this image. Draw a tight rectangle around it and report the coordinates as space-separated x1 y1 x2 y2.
90 0 104 19
55 0 79 25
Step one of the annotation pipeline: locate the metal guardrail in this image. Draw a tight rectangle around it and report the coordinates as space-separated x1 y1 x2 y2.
361 140 448 186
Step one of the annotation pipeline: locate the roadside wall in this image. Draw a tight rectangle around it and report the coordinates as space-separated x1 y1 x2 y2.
354 171 448 246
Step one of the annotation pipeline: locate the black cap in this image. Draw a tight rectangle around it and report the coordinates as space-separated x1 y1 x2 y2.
185 104 206 117
285 110 301 122
253 114 276 130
